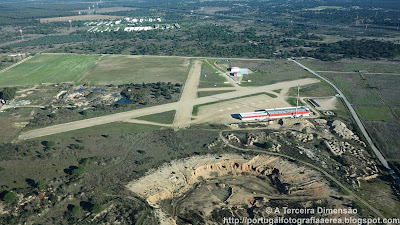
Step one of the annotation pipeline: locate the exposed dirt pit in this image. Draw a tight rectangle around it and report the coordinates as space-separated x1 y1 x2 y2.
127 154 346 225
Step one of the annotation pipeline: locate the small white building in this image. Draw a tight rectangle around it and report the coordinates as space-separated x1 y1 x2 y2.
230 67 240 73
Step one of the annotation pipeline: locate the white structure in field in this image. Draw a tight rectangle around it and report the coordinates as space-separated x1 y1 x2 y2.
230 67 240 73
124 26 153 32
230 67 249 77
239 106 312 121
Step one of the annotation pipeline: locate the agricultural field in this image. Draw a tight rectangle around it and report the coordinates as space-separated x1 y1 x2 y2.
298 59 400 74
229 59 314 86
288 81 336 98
355 106 395 121
304 60 400 162
0 54 100 86
81 55 190 85
365 121 400 161
363 74 400 106
323 73 383 105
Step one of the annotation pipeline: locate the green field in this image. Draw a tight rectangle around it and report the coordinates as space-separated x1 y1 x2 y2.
197 90 235 98
81 55 190 85
324 73 382 105
299 59 400 74
393 108 400 118
135 110 176 124
231 59 314 86
0 54 99 86
288 81 336 97
355 106 394 121
199 63 231 88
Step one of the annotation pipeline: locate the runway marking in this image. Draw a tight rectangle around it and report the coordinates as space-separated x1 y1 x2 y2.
227 107 232 110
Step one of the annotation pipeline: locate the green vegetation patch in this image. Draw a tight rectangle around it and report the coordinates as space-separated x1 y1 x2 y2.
192 92 277 116
135 110 176 124
199 62 231 88
40 122 162 141
288 81 336 97
358 179 400 218
82 55 189 85
355 106 394 121
229 59 313 86
286 97 305 107
393 108 400 118
324 73 382 105
299 59 400 74
212 187 232 202
0 54 99 86
197 90 235 98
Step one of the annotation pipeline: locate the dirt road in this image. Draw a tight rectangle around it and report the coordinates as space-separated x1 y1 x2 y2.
19 78 319 140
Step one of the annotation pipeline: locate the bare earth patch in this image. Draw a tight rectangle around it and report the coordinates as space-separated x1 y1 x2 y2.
313 97 338 110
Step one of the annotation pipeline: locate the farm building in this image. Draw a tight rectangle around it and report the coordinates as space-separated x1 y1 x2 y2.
239 106 311 121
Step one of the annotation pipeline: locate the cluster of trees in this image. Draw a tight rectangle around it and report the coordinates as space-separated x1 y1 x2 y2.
0 3 86 26
0 87 17 100
291 39 400 60
120 82 181 102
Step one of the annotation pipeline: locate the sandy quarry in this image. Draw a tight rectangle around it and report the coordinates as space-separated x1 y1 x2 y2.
126 154 337 224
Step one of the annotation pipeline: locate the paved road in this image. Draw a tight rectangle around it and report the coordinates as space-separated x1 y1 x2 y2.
290 58 400 184
18 78 319 140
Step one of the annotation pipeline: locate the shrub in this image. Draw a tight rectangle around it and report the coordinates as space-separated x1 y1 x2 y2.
36 180 47 190
90 203 101 213
3 191 16 203
264 142 273 149
71 166 85 176
0 87 17 100
42 141 56 151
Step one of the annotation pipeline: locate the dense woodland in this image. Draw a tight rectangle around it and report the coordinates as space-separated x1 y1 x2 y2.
0 0 399 61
